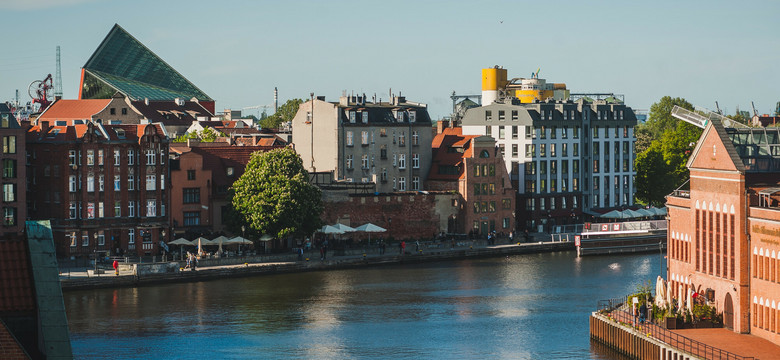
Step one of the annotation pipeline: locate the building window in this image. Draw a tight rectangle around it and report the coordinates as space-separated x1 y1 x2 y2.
69 202 77 219
98 202 104 218
97 149 104 165
361 154 369 169
392 177 396 190
412 131 419 146
550 144 556 157
381 168 387 182
512 144 518 157
361 111 368 123
87 202 95 219
146 175 156 191
87 150 94 166
412 176 420 190
128 201 135 217
398 154 406 169
69 150 77 166
184 211 200 226
346 131 353 146
183 188 200 203
128 174 135 190
485 110 492 121
187 170 196 180
87 175 95 192
361 131 369 145
349 111 356 123
498 126 505 139
114 201 121 217
2 183 14 202
160 150 165 165
502 198 511 209
146 150 156 165
540 144 546 157
346 155 353 169
146 200 156 217
98 175 104 191
2 136 16 154
81 234 89 247
128 229 135 244
128 149 135 165
399 133 406 146
398 177 406 191
412 154 420 169
540 126 546 139
526 144 535 158
486 126 492 137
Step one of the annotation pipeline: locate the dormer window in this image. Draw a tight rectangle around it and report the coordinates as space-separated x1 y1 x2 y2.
362 111 368 124
408 110 416 122
116 129 126 139
349 111 356 123
227 167 234 176
396 111 404 122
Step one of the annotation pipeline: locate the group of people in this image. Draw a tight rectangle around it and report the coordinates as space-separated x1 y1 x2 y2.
184 252 198 270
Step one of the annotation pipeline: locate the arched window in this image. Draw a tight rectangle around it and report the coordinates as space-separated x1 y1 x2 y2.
479 150 490 158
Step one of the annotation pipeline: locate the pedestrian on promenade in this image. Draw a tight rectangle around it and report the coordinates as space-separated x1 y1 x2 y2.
415 241 420 253
298 247 303 261
639 302 647 324
322 240 328 260
320 245 324 260
113 260 119 276
185 252 191 269
379 240 385 255
399 241 404 255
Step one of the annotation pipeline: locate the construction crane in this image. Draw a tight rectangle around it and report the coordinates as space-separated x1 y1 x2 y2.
751 101 759 117
241 104 273 119
671 105 750 129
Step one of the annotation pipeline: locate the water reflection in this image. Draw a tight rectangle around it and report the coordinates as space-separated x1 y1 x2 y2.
67 251 658 359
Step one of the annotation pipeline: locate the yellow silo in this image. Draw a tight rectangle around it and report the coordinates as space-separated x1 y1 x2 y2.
482 67 507 105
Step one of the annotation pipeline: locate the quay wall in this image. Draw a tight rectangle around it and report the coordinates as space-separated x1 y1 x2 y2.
590 313 696 360
61 241 573 291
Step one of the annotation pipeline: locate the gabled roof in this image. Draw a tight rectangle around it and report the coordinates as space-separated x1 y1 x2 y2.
81 24 212 102
428 127 477 181
37 99 111 122
0 240 35 314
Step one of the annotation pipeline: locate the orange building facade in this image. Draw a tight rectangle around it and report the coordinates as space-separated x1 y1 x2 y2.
666 120 780 344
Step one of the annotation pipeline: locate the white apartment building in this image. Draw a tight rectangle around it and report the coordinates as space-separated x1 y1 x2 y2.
460 98 637 231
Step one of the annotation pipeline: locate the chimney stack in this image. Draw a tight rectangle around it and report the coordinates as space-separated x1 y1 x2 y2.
40 120 50 135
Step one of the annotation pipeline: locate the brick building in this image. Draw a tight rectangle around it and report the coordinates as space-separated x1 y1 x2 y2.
666 119 780 344
168 142 283 238
27 121 170 257
0 104 26 238
427 122 514 236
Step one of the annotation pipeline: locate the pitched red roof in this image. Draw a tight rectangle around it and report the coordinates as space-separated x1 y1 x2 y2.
37 99 111 122
428 127 477 181
0 240 35 313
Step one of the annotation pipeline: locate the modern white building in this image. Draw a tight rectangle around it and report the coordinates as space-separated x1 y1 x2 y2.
292 94 433 193
460 97 637 231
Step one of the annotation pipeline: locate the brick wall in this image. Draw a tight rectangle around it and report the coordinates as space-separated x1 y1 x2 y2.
0 322 29 360
322 192 458 241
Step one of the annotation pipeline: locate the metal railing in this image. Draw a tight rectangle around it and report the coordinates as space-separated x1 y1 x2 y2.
597 299 755 360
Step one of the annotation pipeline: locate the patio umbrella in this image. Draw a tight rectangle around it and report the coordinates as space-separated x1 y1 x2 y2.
169 238 193 246
354 223 387 243
636 208 654 217
259 234 275 242
332 223 356 232
655 276 666 308
227 236 252 245
678 284 684 312
666 280 673 311
320 225 345 234
623 209 645 219
599 210 624 219
212 236 230 254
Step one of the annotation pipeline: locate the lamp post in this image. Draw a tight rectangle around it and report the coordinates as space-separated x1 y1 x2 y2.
93 232 98 275
241 225 246 256
161 229 166 262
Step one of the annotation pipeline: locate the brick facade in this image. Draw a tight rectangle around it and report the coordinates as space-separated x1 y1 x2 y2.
666 121 780 345
27 122 169 257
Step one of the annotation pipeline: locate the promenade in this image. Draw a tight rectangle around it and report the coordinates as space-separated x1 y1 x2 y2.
60 236 573 291
608 306 779 359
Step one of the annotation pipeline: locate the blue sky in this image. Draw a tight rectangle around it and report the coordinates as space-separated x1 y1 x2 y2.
1 0 778 119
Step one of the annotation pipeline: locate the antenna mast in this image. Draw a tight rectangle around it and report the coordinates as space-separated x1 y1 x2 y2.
55 46 63 98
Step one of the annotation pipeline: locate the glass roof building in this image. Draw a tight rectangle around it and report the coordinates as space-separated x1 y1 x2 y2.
79 24 214 112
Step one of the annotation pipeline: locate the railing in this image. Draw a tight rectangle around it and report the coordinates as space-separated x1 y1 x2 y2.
598 300 755 360
584 220 667 233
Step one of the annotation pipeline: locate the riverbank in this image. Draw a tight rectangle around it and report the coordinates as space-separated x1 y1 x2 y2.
60 239 573 291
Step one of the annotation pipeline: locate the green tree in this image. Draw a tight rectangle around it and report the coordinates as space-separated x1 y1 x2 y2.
635 143 675 206
645 96 694 141
260 98 303 129
660 121 702 184
231 147 322 240
172 127 226 143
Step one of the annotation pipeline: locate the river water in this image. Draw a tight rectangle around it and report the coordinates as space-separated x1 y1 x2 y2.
65 251 660 359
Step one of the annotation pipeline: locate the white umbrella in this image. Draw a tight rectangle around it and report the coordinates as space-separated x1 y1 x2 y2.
228 236 252 245
212 236 230 254
332 223 356 232
678 284 684 312
354 223 387 243
169 238 193 246
655 276 666 308
259 234 275 242
320 225 345 234
666 280 673 312
600 210 624 219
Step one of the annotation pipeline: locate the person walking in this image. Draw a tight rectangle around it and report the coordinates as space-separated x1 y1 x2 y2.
322 240 328 260
415 240 420 253
639 302 647 324
113 260 119 276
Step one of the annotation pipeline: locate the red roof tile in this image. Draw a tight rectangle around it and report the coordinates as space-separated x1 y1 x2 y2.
428 128 477 182
0 240 35 313
37 99 111 122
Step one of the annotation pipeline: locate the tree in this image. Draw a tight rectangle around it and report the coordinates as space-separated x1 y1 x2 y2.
660 121 702 185
172 127 226 143
635 143 675 206
644 96 695 142
260 98 303 130
231 147 322 241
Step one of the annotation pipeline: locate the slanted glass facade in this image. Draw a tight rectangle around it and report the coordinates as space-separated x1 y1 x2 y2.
80 24 212 102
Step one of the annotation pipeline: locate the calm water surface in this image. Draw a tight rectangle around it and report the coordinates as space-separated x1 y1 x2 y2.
65 251 659 359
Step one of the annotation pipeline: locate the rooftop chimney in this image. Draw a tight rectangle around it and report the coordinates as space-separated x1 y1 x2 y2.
40 120 50 135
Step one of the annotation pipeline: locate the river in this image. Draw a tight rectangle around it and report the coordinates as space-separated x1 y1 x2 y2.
65 251 660 359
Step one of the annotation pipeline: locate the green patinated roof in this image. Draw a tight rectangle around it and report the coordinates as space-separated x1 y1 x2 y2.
81 24 212 101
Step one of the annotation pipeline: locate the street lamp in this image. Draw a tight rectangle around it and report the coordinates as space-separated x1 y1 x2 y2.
93 232 99 275
161 229 166 261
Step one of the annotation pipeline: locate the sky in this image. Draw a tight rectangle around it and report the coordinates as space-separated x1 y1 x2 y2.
1 0 778 120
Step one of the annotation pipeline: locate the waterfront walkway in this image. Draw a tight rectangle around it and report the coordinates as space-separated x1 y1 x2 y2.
59 237 572 291
610 308 779 359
